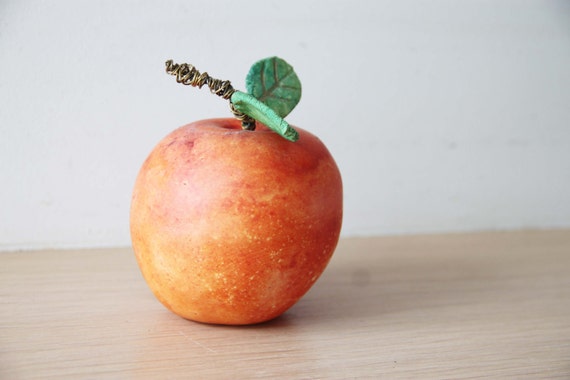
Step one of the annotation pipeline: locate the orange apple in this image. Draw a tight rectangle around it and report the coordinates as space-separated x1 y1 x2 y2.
130 118 343 325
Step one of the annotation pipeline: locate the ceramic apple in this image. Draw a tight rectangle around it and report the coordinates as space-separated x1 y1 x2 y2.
130 58 343 325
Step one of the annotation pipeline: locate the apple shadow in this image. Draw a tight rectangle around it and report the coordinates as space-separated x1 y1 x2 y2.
279 237 509 328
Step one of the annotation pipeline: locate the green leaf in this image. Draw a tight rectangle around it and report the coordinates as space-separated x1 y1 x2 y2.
245 57 302 118
231 91 299 142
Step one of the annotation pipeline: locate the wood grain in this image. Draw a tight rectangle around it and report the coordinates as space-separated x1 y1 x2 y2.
1 230 569 379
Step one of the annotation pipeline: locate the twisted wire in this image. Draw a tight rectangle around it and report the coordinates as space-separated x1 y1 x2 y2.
165 60 256 129
230 102 256 130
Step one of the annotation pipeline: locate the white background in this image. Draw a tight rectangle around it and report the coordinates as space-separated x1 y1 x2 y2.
1 0 569 250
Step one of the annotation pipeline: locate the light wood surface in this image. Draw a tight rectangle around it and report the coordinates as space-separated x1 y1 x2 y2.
1 230 569 379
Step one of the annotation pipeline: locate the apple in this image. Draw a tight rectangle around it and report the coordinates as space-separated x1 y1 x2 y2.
130 118 342 325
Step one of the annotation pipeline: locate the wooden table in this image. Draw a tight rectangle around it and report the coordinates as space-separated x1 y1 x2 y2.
1 230 569 379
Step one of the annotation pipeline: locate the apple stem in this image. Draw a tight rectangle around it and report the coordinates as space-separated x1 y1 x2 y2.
165 60 256 130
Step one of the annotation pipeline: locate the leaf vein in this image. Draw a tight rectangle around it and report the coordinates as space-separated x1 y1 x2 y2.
258 73 297 101
260 60 267 93
272 57 279 85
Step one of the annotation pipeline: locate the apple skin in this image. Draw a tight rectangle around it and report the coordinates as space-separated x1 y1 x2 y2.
130 118 343 325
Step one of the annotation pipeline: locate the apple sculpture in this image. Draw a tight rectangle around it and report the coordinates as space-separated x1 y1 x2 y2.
130 57 342 325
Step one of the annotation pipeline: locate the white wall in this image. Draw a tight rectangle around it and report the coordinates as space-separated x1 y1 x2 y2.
1 0 569 250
